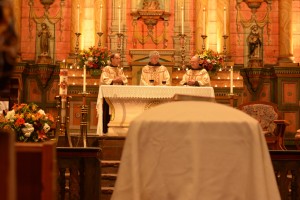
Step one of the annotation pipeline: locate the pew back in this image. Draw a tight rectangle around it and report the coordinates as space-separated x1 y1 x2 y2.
15 141 57 200
0 129 16 200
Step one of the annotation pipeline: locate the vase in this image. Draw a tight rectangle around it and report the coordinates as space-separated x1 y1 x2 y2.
90 69 101 77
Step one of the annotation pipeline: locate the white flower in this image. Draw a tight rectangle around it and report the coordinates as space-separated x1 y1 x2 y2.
38 109 46 115
206 59 211 63
88 57 93 62
22 123 34 137
5 110 15 121
43 123 50 133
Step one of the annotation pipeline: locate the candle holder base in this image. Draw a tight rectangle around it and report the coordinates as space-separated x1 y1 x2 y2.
97 32 103 47
75 92 90 148
116 33 124 54
178 33 187 69
201 35 207 50
55 95 72 147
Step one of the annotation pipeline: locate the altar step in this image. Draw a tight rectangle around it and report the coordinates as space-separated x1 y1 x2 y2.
100 136 126 200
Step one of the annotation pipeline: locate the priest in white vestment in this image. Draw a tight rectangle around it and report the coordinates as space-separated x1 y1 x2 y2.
180 55 211 86
100 53 128 85
98 53 128 133
140 51 170 86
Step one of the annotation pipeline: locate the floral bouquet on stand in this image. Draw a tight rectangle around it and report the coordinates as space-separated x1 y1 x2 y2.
0 103 55 142
196 49 224 75
78 46 110 76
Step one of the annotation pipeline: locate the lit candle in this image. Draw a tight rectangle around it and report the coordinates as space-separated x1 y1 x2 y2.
224 7 227 35
77 4 80 33
181 6 184 34
203 8 206 35
118 5 121 33
83 65 86 92
230 66 233 94
100 4 103 32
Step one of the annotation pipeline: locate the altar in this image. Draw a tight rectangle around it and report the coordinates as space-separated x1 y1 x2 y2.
96 85 215 136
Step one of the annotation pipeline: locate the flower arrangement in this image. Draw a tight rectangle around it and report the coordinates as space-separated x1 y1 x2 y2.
196 49 224 74
0 103 55 142
78 46 110 69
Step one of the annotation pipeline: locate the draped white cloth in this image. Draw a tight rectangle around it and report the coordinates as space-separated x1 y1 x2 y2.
96 86 215 135
112 101 280 200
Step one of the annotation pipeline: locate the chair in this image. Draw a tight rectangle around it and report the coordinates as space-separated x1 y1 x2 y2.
112 101 280 200
238 101 289 150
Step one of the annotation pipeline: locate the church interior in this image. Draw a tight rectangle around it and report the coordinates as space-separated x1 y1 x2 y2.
1 0 300 199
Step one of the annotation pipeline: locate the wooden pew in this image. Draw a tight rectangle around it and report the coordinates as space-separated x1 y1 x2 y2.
56 147 101 200
15 141 57 200
0 129 16 200
270 150 300 200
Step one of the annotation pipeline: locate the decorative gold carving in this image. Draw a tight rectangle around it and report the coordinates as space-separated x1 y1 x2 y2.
131 2 170 48
143 0 160 10
242 0 265 10
39 0 55 11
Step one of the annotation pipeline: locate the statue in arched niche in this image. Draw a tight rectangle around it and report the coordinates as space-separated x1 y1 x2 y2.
247 25 262 59
38 23 51 56
143 0 160 10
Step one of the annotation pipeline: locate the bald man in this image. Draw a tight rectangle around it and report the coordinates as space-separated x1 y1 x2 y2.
180 56 211 86
140 51 170 86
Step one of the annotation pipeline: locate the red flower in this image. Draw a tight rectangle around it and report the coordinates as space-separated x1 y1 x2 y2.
15 118 25 126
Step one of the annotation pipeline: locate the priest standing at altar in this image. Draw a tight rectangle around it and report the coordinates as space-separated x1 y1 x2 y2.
98 53 128 134
180 56 211 86
140 51 170 86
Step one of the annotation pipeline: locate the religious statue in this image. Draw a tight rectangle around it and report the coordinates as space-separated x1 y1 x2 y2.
38 23 51 56
247 25 262 59
143 0 160 10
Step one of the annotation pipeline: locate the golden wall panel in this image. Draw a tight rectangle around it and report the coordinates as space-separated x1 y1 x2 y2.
47 80 60 103
69 101 82 129
283 112 297 133
260 83 271 102
90 101 98 130
27 79 42 102
282 82 297 104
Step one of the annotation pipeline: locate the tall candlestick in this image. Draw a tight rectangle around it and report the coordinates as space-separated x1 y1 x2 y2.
181 6 184 34
100 4 103 32
77 4 80 33
83 65 86 92
230 66 233 94
118 5 121 33
203 8 206 35
224 7 227 35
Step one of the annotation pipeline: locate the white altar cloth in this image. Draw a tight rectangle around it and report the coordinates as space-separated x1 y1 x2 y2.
112 101 280 200
96 86 215 135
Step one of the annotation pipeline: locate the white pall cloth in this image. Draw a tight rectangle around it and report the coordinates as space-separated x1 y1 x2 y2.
111 101 280 200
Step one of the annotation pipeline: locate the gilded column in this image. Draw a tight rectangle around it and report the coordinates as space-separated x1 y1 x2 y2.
82 0 95 49
102 0 107 46
278 0 294 63
12 0 21 37
95 0 107 47
207 0 217 51
131 0 138 11
70 2 78 53
195 0 207 51
217 0 229 54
